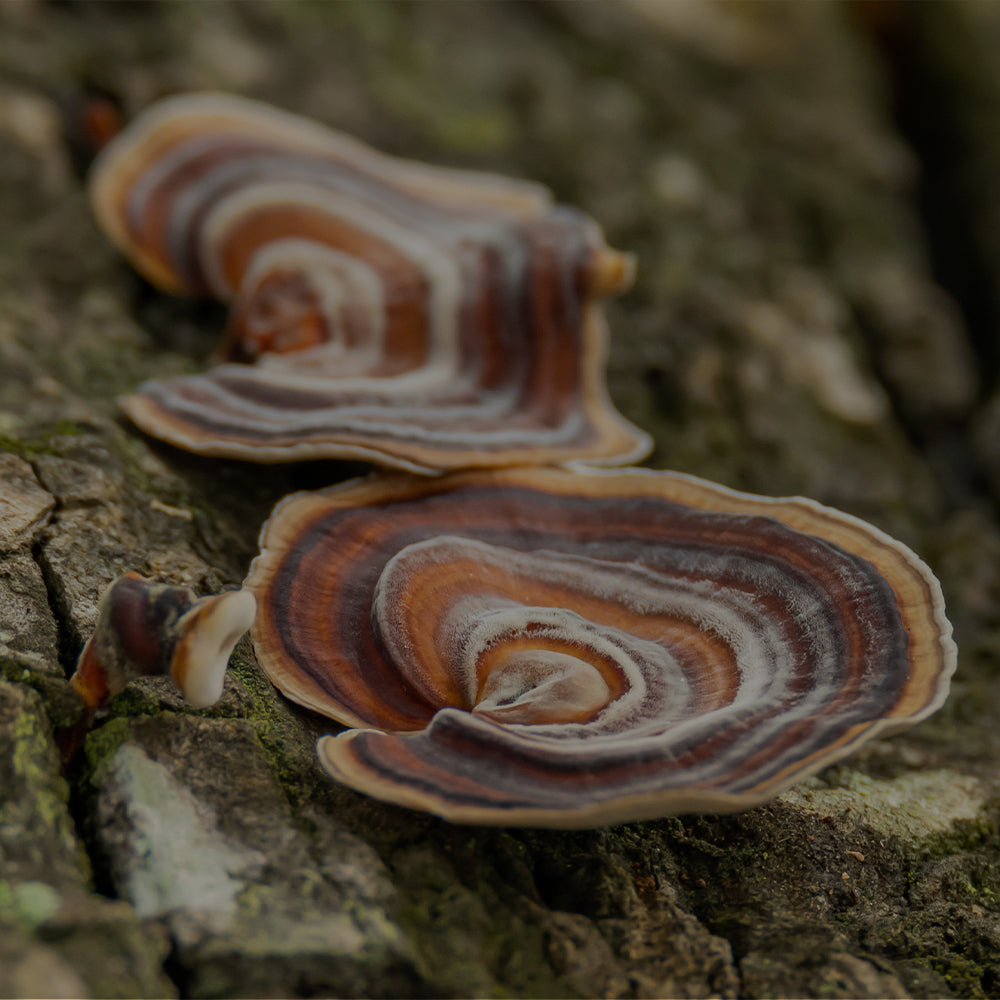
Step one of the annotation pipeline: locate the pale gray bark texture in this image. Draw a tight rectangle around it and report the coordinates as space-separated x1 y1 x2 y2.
1 2 998 997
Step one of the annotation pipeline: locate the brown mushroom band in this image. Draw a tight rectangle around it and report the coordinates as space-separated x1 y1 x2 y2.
89 92 650 473
246 468 955 827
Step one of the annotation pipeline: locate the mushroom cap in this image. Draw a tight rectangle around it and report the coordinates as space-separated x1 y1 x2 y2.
245 467 955 827
89 92 650 472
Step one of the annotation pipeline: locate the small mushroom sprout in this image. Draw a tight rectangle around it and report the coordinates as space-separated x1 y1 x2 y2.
70 572 256 712
245 467 955 827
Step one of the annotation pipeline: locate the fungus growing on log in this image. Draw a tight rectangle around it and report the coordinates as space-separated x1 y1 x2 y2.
70 572 256 711
88 92 650 473
245 467 955 827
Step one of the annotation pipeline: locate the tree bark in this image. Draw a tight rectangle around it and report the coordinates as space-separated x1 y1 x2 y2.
0 2 997 997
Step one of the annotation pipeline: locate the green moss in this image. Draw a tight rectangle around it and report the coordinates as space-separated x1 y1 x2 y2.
913 805 1000 864
82 715 140 780
392 854 568 999
89 644 326 813
0 420 91 460
895 816 1000 997
1 685 91 887
0 657 82 731
11 697 65 826
226 645 277 709
213 647 331 808
0 880 61 931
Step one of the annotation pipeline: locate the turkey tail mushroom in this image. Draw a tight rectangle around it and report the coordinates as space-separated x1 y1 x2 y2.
88 92 650 473
244 467 955 828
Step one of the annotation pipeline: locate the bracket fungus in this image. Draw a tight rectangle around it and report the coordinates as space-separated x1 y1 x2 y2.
70 572 256 712
89 92 650 473
245 467 956 828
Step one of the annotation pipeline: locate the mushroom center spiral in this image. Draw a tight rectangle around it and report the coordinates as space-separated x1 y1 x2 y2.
473 647 610 725
371 535 704 734
224 239 386 366
452 604 642 727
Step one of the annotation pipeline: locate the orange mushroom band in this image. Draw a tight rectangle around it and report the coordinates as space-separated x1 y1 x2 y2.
70 572 256 712
89 92 650 473
246 468 955 828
